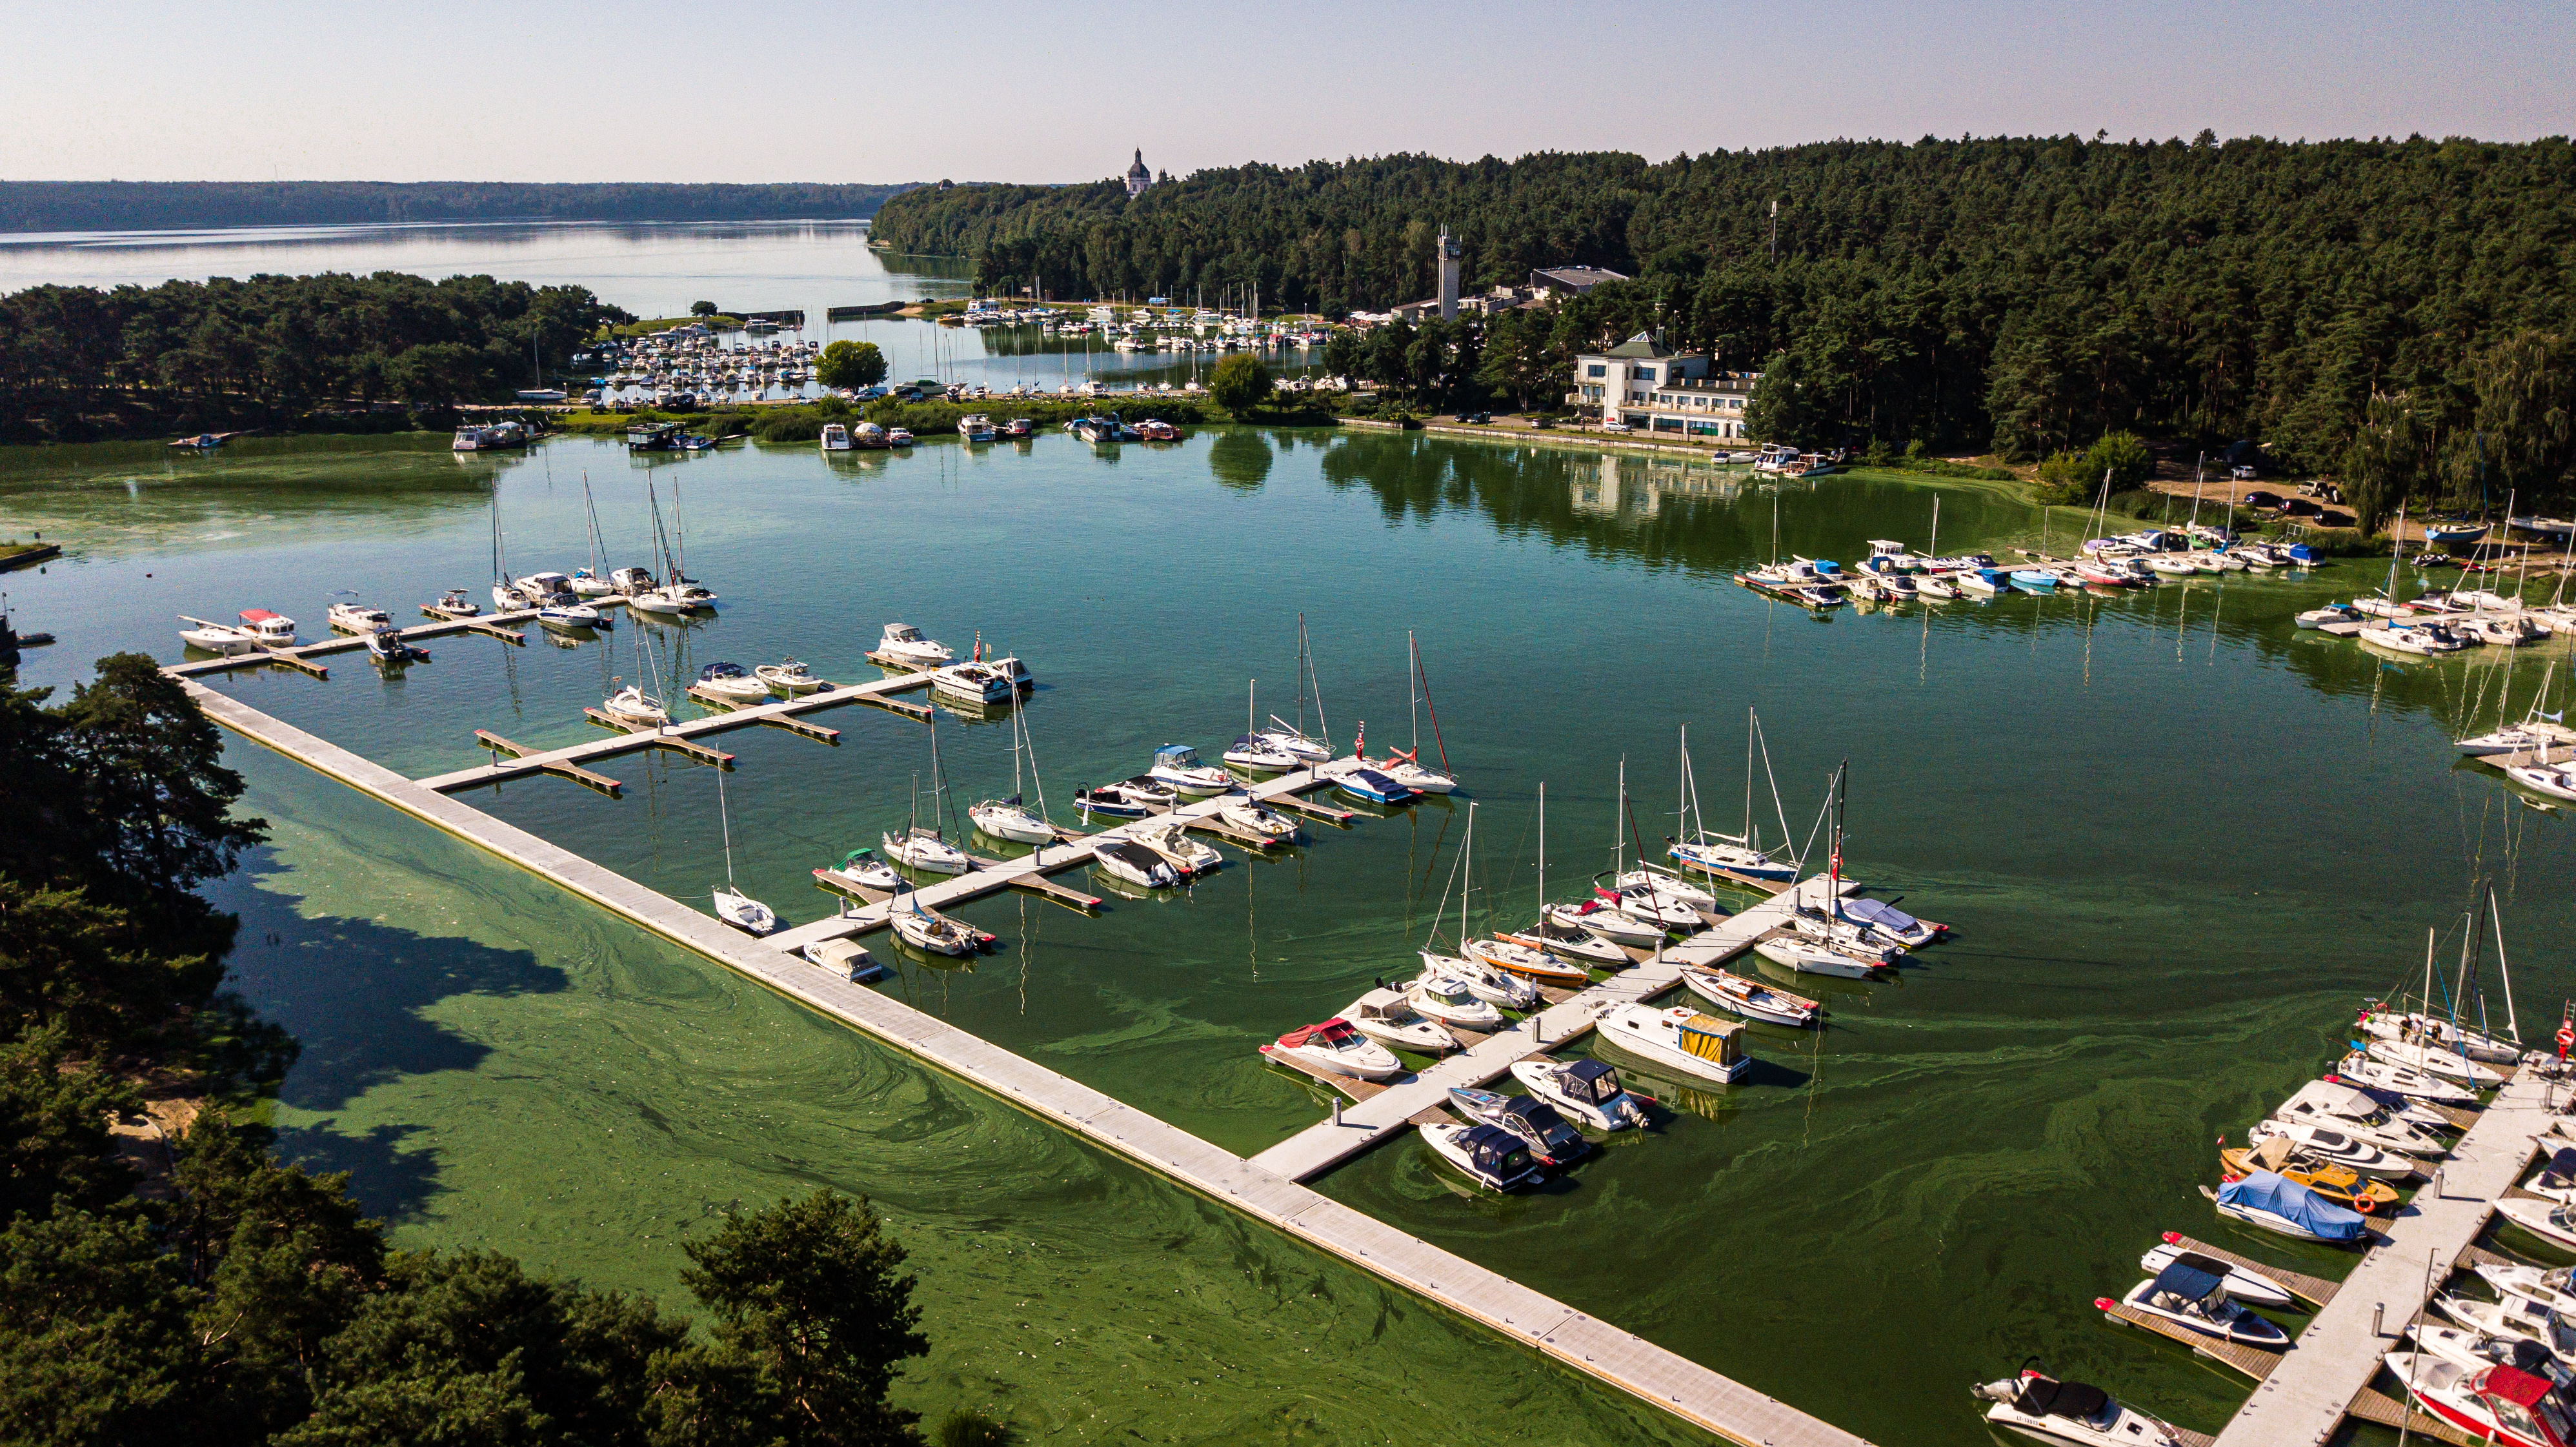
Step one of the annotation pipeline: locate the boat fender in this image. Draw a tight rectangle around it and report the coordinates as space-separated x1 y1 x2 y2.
2557 1024 2573 1054
2093 1297 2115 1311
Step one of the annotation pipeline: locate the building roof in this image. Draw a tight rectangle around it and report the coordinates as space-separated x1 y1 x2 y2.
1127 149 1151 180
1533 265 1629 291
1603 331 1675 359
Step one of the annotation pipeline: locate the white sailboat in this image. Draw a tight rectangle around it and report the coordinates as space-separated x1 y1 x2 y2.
1422 802 1542 1009
709 767 778 935
969 699 1058 845
1665 711 1799 885
1253 613 1333 762
883 725 972 875
1364 632 1458 792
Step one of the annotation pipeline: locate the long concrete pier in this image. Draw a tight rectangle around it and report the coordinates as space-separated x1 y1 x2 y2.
2211 1066 2557 1447
177 676 1875 1447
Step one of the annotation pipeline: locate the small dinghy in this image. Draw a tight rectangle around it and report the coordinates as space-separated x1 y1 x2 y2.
697 662 771 702
1091 840 1178 889
1420 1121 1542 1191
1491 926 1624 971
1507 1056 1645 1131
1972 1368 2189 1447
1473 934 1597 985
876 622 954 667
756 658 827 694
1595 1004 1751 1084
603 684 669 726
1218 799 1298 840
889 901 982 956
1406 973 1502 1030
2104 1260 2290 1347
1147 744 1234 796
2498 1198 2576 1254
1223 734 1302 771
2379 1353 2570 1447
1074 778 1176 818
1678 966 1818 1027
2211 1169 2370 1243
2140 1240 2296 1308
1445 1088 1587 1166
1340 987 1459 1053
2331 1049 2479 1105
1336 767 1418 805
712 884 778 936
881 825 971 875
1132 820 1222 876
1418 950 1538 1009
1269 1018 1402 1081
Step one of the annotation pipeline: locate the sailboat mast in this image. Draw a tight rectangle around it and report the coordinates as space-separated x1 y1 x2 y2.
1614 757 1627 876
2491 885 2521 1042
1536 782 1546 907
718 761 736 886
1464 800 1478 940
1414 639 1450 774
1743 707 1756 843
1408 632 1420 758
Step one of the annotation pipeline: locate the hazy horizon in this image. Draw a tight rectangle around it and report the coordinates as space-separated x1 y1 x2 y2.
5 0 2570 188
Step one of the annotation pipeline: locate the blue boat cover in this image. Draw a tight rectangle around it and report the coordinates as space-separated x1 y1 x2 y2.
1839 898 1920 931
2148 1260 2226 1302
2218 1169 2368 1242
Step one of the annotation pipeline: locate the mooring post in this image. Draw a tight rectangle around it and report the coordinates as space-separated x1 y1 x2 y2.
1332 1098 1342 1127
2373 1302 2386 1337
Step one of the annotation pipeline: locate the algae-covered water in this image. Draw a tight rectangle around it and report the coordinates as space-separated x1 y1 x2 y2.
6 429 2569 1445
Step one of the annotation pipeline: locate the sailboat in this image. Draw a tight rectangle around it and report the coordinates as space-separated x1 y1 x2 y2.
1668 710 1799 884
630 479 718 616
569 473 618 596
1591 760 1705 932
490 485 532 611
883 724 972 874
1253 613 1333 762
710 767 778 935
1488 783 1625 977
1365 632 1458 793
1224 680 1303 770
603 624 670 725
1753 764 1887 979
969 701 1058 845
1417 802 1542 1009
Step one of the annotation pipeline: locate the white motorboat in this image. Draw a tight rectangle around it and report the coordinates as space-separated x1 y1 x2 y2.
823 847 903 893
712 884 778 936
2359 1008 2525 1064
1218 799 1298 840
968 795 1055 845
432 589 481 616
2366 1036 2508 1088
931 660 1016 705
2331 1049 2479 1105
363 627 421 664
1405 973 1503 1031
1340 987 1459 1053
1147 744 1234 796
326 597 392 634
1074 777 1178 818
2525 1148 2576 1205
2479 1262 2576 1319
1419 1121 1540 1191
2244 1118 2419 1180
1544 899 1660 947
695 662 772 702
2109 1264 2289 1348
1594 1003 1751 1084
1971 1370 2190 1447
603 685 668 726
2359 620 2473 656
820 422 852 452
178 614 259 654
1132 820 1222 876
1753 933 1884 980
1489 927 1623 974
1837 896 1943 949
537 602 603 631
889 902 981 956
1223 734 1302 771
798 938 883 982
2379 1351 2570 1447
2410 1324 2570 1386
1678 966 1818 1027
2500 1197 2576 1253
882 826 971 875
2437 1293 2576 1368
2138 1240 2296 1309
627 586 689 616
1507 1055 1646 1131
608 566 656 594
1915 574 1962 601
1269 1018 1403 1081
1091 839 1178 889
1418 950 1538 1009
2270 1078 2451 1152
1444 1086 1587 1166
756 658 826 694
876 622 954 667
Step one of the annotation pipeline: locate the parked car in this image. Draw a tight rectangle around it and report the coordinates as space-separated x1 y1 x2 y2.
2231 463 2259 480
1599 421 1633 434
1531 416 1555 429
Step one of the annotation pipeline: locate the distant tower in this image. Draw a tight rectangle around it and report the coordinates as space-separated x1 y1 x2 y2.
1125 150 1152 200
1437 223 1461 321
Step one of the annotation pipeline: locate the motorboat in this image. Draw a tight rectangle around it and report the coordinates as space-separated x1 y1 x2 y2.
882 825 971 875
876 623 954 667
2211 1169 2370 1242
2358 1008 2525 1064
2528 1149 2576 1205
2266 1078 2449 1159
958 414 996 442
756 658 827 694
2366 1036 2508 1088
967 795 1055 845
2139 1239 2295 1308
1594 1004 1751 1085
931 661 1016 705
885 428 915 448
1405 973 1503 1031
1955 568 2006 596
2438 1293 2576 1370
1223 734 1302 771
2331 1049 2479 1105
537 601 604 631
1971 1369 2191 1447
179 616 259 654
1340 987 1459 1053
603 685 668 726
363 626 425 664
1147 744 1234 797
1838 896 1944 949
327 598 392 633
1336 767 1418 805
1444 1088 1587 1167
2008 569 2060 592
1420 1121 1542 1191
1490 926 1625 971
696 662 772 703
820 423 853 452
2379 1353 2573 1447
823 847 903 892
1507 1056 1646 1131
433 589 481 616
711 884 778 936
2220 1139 2400 1214
1418 949 1538 1009
1678 966 1818 1027
2466 613 2550 647
798 938 883 982
2501 1198 2576 1254
1074 778 1176 818
1916 574 1962 600
1667 831 1797 885
2410 1326 2570 1389
1269 1018 1404 1081
1091 839 1178 889
1132 820 1223 876
2479 1262 2576 1319
888 902 982 956
1218 799 1298 840
2105 1261 2289 1347
609 566 657 594
1544 898 1660 947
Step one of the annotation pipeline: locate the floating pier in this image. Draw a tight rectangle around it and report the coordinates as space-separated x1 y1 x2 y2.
168 602 603 678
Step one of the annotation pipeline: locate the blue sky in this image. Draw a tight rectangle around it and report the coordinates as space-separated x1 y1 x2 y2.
5 0 2569 183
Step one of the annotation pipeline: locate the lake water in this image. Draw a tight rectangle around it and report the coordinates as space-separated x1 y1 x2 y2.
5 421 2566 1446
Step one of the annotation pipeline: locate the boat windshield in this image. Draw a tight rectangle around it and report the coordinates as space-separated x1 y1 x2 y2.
887 625 922 642
1564 1058 1620 1104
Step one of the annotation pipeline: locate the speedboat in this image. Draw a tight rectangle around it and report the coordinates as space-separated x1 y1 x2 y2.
1420 1121 1541 1191
433 589 481 616
823 847 903 892
2331 1049 2479 1105
1340 987 1458 1053
537 601 604 631
1445 1088 1587 1167
756 658 827 694
2365 1036 2508 1088
2359 620 2473 656
967 795 1055 845
1269 1018 1402 1081
2410 1329 2572 1395
1091 840 1178 889
179 616 259 654
2379 1353 2572 1447
1838 896 1943 948
881 826 971 875
931 661 1016 705
1971 1369 2190 1447
2479 1262 2576 1319
364 627 423 663
1418 949 1538 1009
889 902 981 956
1223 734 1302 771
2211 1169 2370 1242
1667 831 1796 884
2499 1198 2576 1254
2106 1261 2289 1347
603 685 668 726
2437 1294 2576 1369
609 567 656 595
1507 1056 1646 1131
2526 1149 2576 1205
1405 973 1503 1031
1595 1004 1751 1085
1218 799 1298 840
696 662 772 702
1336 767 1418 805
2220 1142 2400 1213
1489 926 1624 972
327 598 392 634
798 938 883 982
1678 966 1818 1027
1074 778 1176 818
1132 820 1222 876
820 422 852 452
1147 744 1234 796
2242 1119 2418 1180
2139 1239 2295 1308
711 884 778 936
876 622 954 667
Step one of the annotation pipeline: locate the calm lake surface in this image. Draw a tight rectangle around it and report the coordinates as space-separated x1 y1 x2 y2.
5 421 2568 1445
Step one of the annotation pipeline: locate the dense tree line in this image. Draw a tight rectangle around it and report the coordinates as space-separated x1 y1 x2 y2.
0 182 917 234
1 272 631 440
873 137 2576 491
0 657 957 1445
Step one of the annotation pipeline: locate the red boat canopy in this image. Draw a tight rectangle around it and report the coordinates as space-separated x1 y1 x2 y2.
238 609 283 622
1276 1018 1354 1049
2483 1364 2554 1408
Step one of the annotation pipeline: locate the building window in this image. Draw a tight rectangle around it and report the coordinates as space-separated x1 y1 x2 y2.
1689 420 1721 436
1654 416 1684 432
1635 367 1656 382
1585 364 1606 378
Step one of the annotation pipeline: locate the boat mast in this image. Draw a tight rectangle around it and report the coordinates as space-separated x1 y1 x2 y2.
718 760 738 887
1408 633 1421 760
1414 636 1451 774
1536 782 1545 909
1742 707 1756 845
1929 494 1940 559
582 471 605 578
1614 757 1627 877
2490 884 2520 1043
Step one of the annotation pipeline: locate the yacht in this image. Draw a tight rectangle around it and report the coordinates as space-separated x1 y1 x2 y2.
876 622 954 668
1419 1122 1542 1192
1595 1003 1751 1084
1405 973 1502 1031
1269 1018 1402 1081
1254 717 1333 762
1542 898 1660 947
1667 831 1796 884
931 660 1016 705
1753 933 1884 979
1148 744 1234 796
1506 1056 1645 1131
1472 935 1598 985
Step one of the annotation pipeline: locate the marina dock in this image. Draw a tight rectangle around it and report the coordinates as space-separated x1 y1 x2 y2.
174 676 1877 1447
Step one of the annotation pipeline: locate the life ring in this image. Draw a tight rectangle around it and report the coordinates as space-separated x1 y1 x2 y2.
2557 1024 2573 1051
2355 1197 2375 1215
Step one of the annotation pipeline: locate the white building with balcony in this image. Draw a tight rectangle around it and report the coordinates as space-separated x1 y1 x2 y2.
1568 332 1759 439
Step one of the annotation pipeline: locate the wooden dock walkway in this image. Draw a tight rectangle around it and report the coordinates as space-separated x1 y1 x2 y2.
176 680 1876 1447
2210 1066 2557 1447
1243 878 1855 1184
2099 1299 2282 1381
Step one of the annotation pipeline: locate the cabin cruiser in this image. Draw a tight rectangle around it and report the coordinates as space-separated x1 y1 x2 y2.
1595 1004 1750 1084
2139 1240 2296 1308
1679 966 1818 1027
2480 1262 2576 1319
1420 1121 1542 1191
1223 734 1303 771
537 600 604 631
876 622 955 668
1147 744 1234 796
2379 1354 2576 1447
1667 831 1796 884
967 795 1054 845
2212 1169 2370 1242
608 567 657 595
2109 1261 2289 1347
1444 1088 1587 1167
799 938 883 983
820 422 853 452
931 660 1016 705
327 598 392 633
822 847 904 893
1269 1018 1402 1081
1091 839 1178 889
1418 949 1538 1009
1218 799 1298 840
882 825 971 875
1507 1056 1646 1131
1340 987 1459 1053
1405 973 1502 1031
889 901 982 956
2266 1078 2450 1159
1971 1369 2190 1447
957 414 995 442
1074 778 1176 818
711 884 778 936
696 662 772 703
756 658 826 694
602 685 668 726
1132 820 1222 876
2244 1118 2419 1180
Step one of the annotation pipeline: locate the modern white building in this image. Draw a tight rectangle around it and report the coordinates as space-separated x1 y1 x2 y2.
1568 332 1758 438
